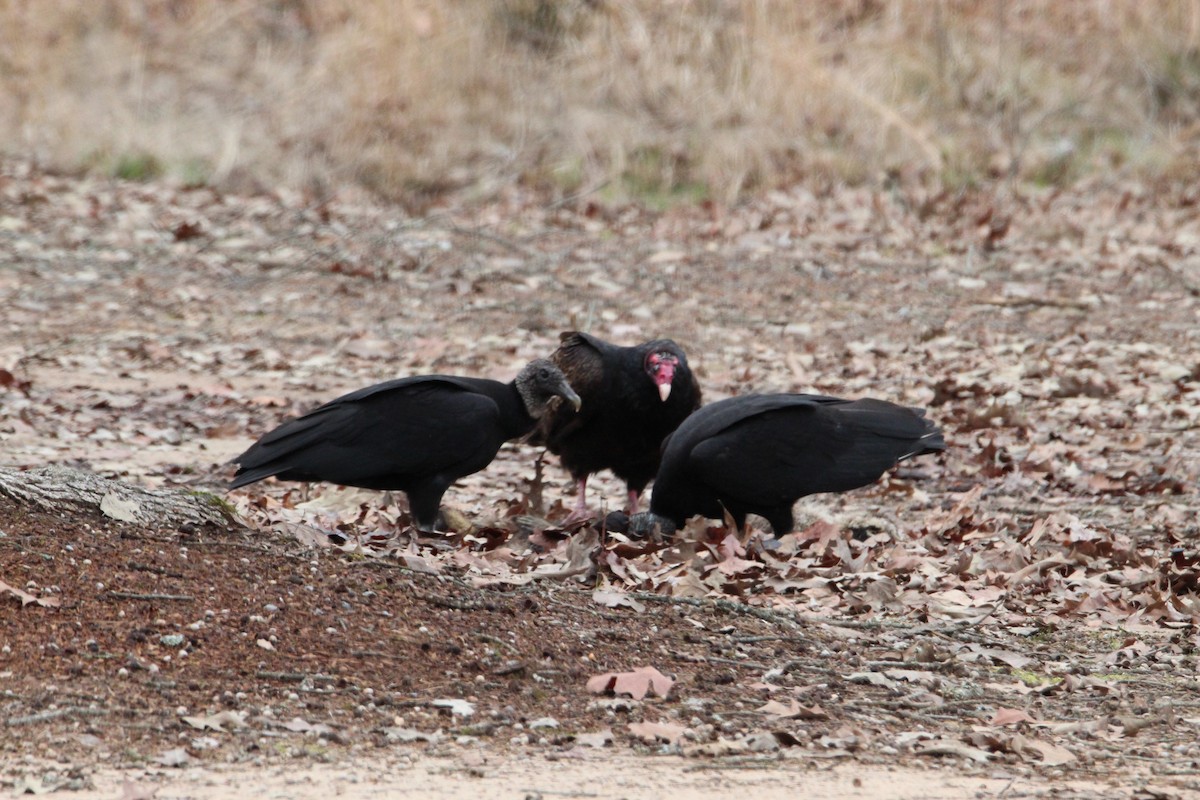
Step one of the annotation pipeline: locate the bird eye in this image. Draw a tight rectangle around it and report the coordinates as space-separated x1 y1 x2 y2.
538 367 551 379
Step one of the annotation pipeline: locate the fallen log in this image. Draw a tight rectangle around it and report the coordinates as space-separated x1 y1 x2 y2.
0 465 237 530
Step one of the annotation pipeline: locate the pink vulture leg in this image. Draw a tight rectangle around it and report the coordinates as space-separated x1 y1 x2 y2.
561 477 593 524
627 489 641 513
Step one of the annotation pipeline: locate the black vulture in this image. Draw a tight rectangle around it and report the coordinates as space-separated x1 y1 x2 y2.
529 331 701 520
229 359 581 531
629 393 945 536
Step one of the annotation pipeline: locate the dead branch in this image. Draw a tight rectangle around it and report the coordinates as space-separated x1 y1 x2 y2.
676 653 774 671
255 671 338 684
5 706 109 726
629 592 805 631
108 591 194 602
0 465 238 530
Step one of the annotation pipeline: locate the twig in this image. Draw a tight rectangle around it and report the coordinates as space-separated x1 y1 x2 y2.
801 616 961 634
493 661 526 676
350 650 406 661
731 634 811 646
676 653 773 671
775 660 899 680
477 634 521 656
863 660 959 671
628 593 803 630
108 591 194 602
682 762 779 772
977 297 1094 311
126 561 185 578
419 593 495 611
5 707 109 726
255 671 337 684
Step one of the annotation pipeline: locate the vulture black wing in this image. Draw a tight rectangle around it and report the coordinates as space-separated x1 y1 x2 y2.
652 394 943 533
689 396 936 501
230 376 510 492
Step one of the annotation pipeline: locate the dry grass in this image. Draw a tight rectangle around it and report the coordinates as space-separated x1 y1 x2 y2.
3 0 1200 204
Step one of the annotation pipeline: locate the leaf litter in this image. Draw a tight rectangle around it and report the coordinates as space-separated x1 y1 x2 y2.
1 160 1200 793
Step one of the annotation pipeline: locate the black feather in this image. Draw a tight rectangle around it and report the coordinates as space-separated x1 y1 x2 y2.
530 331 701 510
644 393 945 535
230 361 579 531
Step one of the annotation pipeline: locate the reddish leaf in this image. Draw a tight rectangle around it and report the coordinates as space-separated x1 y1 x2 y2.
989 707 1036 726
586 666 674 700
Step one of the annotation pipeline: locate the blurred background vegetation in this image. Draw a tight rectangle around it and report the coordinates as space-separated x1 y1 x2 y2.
3 0 1200 207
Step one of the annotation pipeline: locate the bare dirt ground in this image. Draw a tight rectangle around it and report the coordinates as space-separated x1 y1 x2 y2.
2 158 1200 798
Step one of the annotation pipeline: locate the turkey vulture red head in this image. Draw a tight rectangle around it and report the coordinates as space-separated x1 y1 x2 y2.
645 349 681 402
528 332 702 521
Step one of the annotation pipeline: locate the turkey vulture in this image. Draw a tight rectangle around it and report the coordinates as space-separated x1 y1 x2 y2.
229 359 581 531
530 331 702 520
629 393 945 536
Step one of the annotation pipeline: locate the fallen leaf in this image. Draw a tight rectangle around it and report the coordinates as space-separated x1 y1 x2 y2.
989 707 1037 726
1011 734 1077 765
575 729 614 748
279 717 334 736
0 579 60 608
432 698 475 717
741 730 782 752
586 666 674 700
627 721 689 744
11 776 55 795
154 747 190 767
847 671 896 688
384 727 443 744
592 588 646 612
883 669 938 685
913 738 992 763
961 645 1034 670
682 737 749 757
757 698 829 720
398 553 440 574
180 710 247 732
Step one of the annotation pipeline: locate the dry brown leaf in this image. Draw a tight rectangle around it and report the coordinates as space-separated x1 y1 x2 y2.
757 698 829 720
627 721 689 744
961 645 1034 670
913 738 992 763
989 707 1037 726
592 588 646 611
682 738 749 758
586 666 674 700
575 729 614 748
0 579 60 608
180 710 247 732
1013 734 1077 765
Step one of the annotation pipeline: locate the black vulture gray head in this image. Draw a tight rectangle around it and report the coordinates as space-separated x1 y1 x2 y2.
517 359 582 418
625 511 678 539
